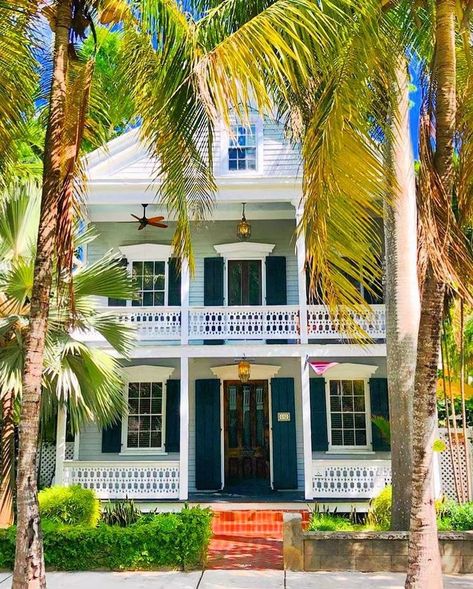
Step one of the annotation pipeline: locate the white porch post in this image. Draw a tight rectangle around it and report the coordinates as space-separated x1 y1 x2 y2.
300 356 313 499
181 257 190 345
294 204 308 344
179 356 189 500
54 404 67 486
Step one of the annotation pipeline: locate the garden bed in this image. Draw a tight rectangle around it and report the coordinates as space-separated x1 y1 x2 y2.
283 513 473 573
0 507 212 571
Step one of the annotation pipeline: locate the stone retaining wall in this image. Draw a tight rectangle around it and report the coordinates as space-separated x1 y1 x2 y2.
283 513 473 574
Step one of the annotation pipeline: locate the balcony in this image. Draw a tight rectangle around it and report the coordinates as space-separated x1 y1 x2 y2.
95 304 385 343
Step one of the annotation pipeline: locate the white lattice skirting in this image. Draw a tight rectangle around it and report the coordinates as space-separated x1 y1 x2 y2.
38 442 74 488
63 461 180 499
438 427 473 500
312 460 392 499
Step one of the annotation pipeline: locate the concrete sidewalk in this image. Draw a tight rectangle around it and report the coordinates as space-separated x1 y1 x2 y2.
1 571 472 588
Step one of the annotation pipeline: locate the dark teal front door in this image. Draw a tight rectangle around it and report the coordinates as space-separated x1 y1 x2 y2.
271 377 298 489
195 379 222 490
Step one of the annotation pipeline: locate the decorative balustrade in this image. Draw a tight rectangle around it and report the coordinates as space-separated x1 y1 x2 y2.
107 307 182 340
87 304 386 342
188 305 300 340
63 461 180 499
312 459 391 499
307 304 386 340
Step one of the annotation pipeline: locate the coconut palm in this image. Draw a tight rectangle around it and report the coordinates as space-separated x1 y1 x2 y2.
0 187 135 528
11 2 372 586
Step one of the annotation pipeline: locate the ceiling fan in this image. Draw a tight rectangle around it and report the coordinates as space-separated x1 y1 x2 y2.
131 204 168 231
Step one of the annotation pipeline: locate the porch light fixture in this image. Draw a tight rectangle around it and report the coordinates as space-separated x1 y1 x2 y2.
236 203 251 240
238 357 251 383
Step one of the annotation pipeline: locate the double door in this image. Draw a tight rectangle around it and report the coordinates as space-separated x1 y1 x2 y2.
224 381 270 483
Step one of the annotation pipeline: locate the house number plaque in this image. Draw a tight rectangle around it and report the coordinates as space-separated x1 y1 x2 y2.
277 412 291 422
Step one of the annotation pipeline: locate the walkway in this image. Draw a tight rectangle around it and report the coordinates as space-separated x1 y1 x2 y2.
2 571 472 588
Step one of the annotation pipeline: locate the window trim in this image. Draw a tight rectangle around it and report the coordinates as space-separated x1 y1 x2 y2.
120 365 174 455
220 117 264 175
117 244 173 308
320 363 378 454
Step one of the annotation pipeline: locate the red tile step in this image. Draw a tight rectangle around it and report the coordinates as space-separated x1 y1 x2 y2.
207 509 310 570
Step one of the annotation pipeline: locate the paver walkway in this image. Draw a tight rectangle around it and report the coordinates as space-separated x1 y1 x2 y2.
2 571 472 588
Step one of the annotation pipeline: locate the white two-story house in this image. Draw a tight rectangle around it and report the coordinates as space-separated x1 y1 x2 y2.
54 115 390 509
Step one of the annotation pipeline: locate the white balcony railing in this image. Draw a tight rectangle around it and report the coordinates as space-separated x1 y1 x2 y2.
312 459 391 499
307 304 386 340
108 306 182 339
188 305 300 340
63 460 180 499
94 304 386 342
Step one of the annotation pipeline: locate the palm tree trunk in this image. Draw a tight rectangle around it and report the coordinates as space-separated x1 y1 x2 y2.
12 2 72 588
0 390 15 528
406 1 456 587
384 60 419 531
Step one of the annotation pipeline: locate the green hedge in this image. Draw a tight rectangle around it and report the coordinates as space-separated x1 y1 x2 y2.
39 485 100 527
0 507 212 571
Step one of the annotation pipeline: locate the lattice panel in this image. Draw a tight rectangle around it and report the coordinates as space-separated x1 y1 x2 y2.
113 308 181 339
38 442 74 488
307 305 386 339
188 306 300 339
438 428 472 500
64 462 180 499
312 460 391 499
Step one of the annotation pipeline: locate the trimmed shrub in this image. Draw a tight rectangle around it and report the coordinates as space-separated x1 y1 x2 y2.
39 486 100 527
307 514 355 532
0 506 212 571
367 485 392 531
441 501 473 531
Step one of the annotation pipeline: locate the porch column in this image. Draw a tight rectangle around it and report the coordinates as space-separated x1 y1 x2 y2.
179 356 189 500
300 356 314 499
181 257 190 345
54 404 67 486
295 204 308 344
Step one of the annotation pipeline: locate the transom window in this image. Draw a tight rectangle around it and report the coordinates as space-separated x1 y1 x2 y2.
228 124 257 171
127 382 164 449
329 380 367 447
132 261 165 306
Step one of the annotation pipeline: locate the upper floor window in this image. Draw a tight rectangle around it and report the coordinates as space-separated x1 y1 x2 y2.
132 261 166 306
228 124 257 171
328 379 368 448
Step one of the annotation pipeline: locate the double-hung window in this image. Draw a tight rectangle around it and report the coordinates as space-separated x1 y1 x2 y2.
328 379 368 448
126 381 164 450
132 261 166 306
228 124 257 171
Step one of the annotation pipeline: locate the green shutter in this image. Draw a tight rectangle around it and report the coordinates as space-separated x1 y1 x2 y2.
266 256 287 344
271 377 297 489
204 258 224 344
204 257 224 305
168 258 181 306
165 380 180 452
102 418 122 453
265 256 287 305
195 379 221 490
310 379 328 451
108 257 128 307
370 378 390 451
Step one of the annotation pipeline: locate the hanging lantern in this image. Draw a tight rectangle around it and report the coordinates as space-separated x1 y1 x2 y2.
238 358 251 383
236 203 251 240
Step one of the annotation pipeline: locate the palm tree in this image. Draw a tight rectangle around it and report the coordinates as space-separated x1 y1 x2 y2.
384 60 419 530
10 1 363 586
0 187 135 528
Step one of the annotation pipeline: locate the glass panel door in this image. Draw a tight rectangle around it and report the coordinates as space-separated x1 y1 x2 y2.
227 260 262 305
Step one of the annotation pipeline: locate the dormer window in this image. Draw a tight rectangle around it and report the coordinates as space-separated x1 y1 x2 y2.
228 124 257 171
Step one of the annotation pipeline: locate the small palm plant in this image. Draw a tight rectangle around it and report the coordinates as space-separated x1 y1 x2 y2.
0 186 136 525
